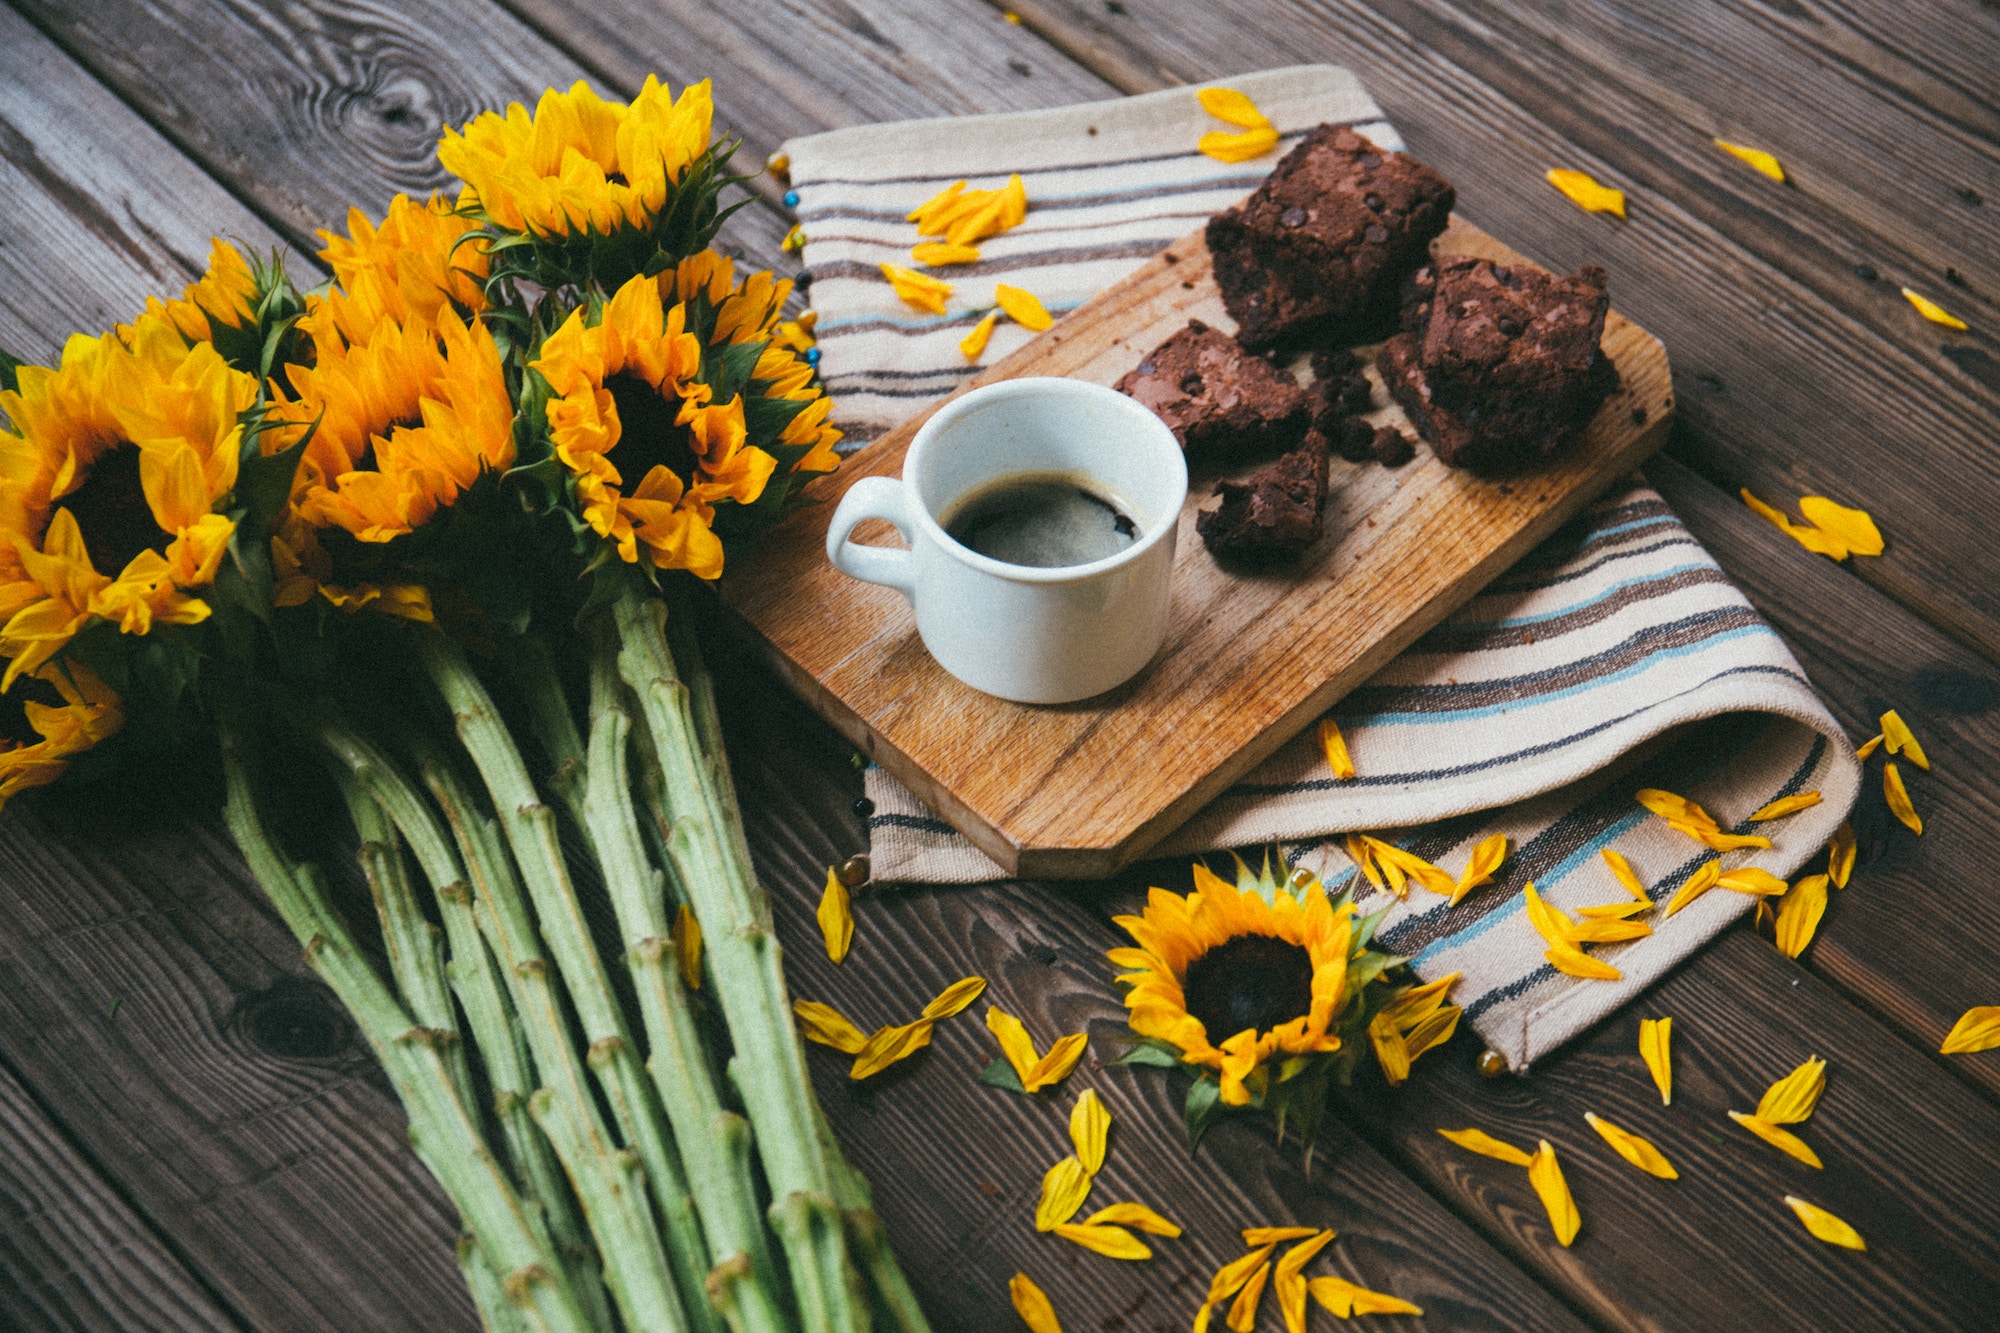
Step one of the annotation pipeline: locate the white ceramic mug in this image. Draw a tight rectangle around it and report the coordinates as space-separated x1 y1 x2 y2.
825 377 1187 704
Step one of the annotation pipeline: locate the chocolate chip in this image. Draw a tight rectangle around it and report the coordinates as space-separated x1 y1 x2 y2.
1135 358 1155 376
1854 263 1878 282
1497 315 1522 337
1490 264 1511 284
1365 224 1388 244
1280 206 1307 227
1363 192 1381 210
1180 372 1205 395
1361 153 1383 167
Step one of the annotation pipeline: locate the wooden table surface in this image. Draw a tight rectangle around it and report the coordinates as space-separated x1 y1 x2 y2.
1 1 1996 1330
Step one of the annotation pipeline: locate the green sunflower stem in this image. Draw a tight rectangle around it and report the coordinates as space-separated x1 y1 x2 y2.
609 574 883 1333
580 621 793 1333
419 632 718 1333
812 1102 928 1333
217 719 593 1333
459 1233 531 1333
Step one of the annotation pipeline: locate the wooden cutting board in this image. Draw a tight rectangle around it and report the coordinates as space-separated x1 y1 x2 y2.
719 216 1673 878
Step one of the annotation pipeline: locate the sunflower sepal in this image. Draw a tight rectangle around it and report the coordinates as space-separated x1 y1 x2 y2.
0 345 21 393
1110 1040 1181 1069
1184 1075 1226 1151
977 1057 1030 1094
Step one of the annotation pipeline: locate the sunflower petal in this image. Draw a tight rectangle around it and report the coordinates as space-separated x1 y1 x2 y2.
1369 1010 1411 1086
1577 899 1653 920
1563 916 1653 945
1664 859 1723 917
1941 1007 2000 1055
1546 943 1622 980
923 975 987 1020
879 263 952 314
1053 1222 1151 1260
1527 1140 1581 1247
1371 840 1456 897
960 311 999 363
1241 1226 1319 1246
1854 733 1883 760
1275 1268 1308 1333
913 241 981 267
675 904 702 989
1437 1126 1534 1167
994 284 1054 332
1275 1228 1336 1282
1200 127 1281 163
1639 1016 1673 1105
1310 1276 1422 1318
1902 287 1968 331
986 1006 1042 1085
1880 709 1928 769
1197 86 1272 130
1025 1032 1089 1092
1317 717 1356 780
1731 1112 1823 1168
1345 833 1384 892
1784 1196 1865 1250
1774 874 1829 958
1828 821 1856 889
1797 498 1883 558
817 865 853 964
1713 138 1786 182
1402 1005 1461 1063
793 1000 870 1054
1751 791 1822 821
1070 1089 1111 1175
1010 1273 1063 1333
1757 1055 1828 1124
1035 1156 1091 1231
1224 1260 1272 1332
1602 848 1651 902
1521 882 1572 947
1584 1111 1678 1179
1082 1202 1182 1236
1636 787 1716 829
850 1020 934 1079
1208 1244 1278 1303
1717 867 1789 897
1452 833 1508 905
1546 168 1627 218
1883 762 1922 835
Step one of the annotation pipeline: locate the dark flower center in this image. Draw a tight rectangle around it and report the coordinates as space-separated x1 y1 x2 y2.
605 371 698 489
0 674 67 747
1183 934 1315 1043
64 446 160 576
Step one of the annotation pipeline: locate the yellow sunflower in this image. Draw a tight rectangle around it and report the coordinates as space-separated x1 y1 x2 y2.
299 193 490 350
125 238 257 346
438 77 713 237
0 659 122 806
1111 862 1356 1106
531 269 777 579
271 308 514 543
0 316 251 687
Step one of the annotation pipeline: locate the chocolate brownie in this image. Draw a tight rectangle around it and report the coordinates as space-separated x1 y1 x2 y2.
1196 433 1331 563
1308 347 1375 427
1379 258 1616 471
1114 319 1311 456
1207 125 1455 351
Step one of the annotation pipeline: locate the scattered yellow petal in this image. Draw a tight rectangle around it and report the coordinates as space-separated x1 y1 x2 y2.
851 1020 935 1079
1275 1229 1337 1284
1527 1140 1581 1247
676 904 702 990
1026 1032 1089 1092
1880 710 1928 769
923 976 987 1020
1546 167 1627 218
1639 1017 1673 1105
1010 1273 1063 1333
1225 1260 1271 1332
1602 848 1651 903
1854 734 1883 760
987 1006 1041 1086
1309 1276 1423 1319
1664 859 1722 917
1635 788 1718 829
1275 1268 1308 1333
1035 1156 1091 1231
1521 882 1572 947
1345 833 1385 893
1368 1010 1411 1086
1774 874 1829 958
1053 1222 1151 1260
1754 898 1775 934
1740 489 1852 559
1741 488 1798 536
995 284 1054 331
1757 1056 1827 1124
1577 899 1653 920
1902 287 1968 331
1584 1111 1678 1179
1828 821 1856 889
1082 1202 1181 1236
1193 1304 1213 1333
907 181 968 230
1437 1126 1535 1167
1679 823 1773 853
1368 838 1456 897
1242 1227 1317 1246
1200 127 1281 163
1003 8 1021 20
1197 86 1272 130
793 1000 870 1054
1751 791 1823 821
1070 1090 1110 1176
1207 1244 1278 1303
880 263 952 314
1713 138 1786 182
1546 943 1622 980
817 865 853 964
1799 499 1884 558
1730 1111 1824 1167
959 310 999 362
913 241 982 266
1940 1006 2000 1055
1318 717 1356 780
1717 867 1789 897
1452 834 1509 905
1883 762 1922 835
1563 916 1653 945
1784 1196 1865 1250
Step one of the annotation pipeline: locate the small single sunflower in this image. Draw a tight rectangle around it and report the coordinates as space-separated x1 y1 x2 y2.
129 238 258 346
299 193 490 351
0 315 252 687
0 659 122 806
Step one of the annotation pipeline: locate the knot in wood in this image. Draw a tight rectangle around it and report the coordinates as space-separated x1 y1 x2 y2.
233 976 352 1060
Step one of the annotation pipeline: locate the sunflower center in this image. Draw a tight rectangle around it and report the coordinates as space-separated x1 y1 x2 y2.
1183 934 1315 1042
0 675 66 746
64 445 161 576
605 170 630 187
606 371 697 488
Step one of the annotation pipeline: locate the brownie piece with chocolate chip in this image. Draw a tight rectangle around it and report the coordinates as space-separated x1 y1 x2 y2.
1206 125 1455 350
1196 432 1331 563
1378 258 1616 471
1114 319 1311 456
1308 347 1375 428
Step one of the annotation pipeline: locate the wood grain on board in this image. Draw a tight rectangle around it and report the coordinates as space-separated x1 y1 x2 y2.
723 217 1672 877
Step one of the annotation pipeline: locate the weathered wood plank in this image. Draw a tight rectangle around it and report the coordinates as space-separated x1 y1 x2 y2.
707 628 1594 1333
0 1055 242 1333
999 0 2000 666
1650 453 2000 1102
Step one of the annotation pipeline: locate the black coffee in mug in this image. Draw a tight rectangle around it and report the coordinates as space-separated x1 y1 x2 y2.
942 470 1141 568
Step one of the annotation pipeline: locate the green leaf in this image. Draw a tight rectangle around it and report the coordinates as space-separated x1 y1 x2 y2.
977 1058 1027 1094
1352 903 1392 955
1112 1042 1180 1069
0 345 23 394
1184 1076 1225 1153
232 433 308 544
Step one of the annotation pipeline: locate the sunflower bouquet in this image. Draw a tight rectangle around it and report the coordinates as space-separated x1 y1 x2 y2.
0 77 923 1333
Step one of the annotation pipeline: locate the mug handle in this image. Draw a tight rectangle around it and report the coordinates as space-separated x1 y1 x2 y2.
825 475 918 597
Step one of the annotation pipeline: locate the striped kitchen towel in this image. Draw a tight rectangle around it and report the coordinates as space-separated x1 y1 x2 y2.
782 72 1862 1071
